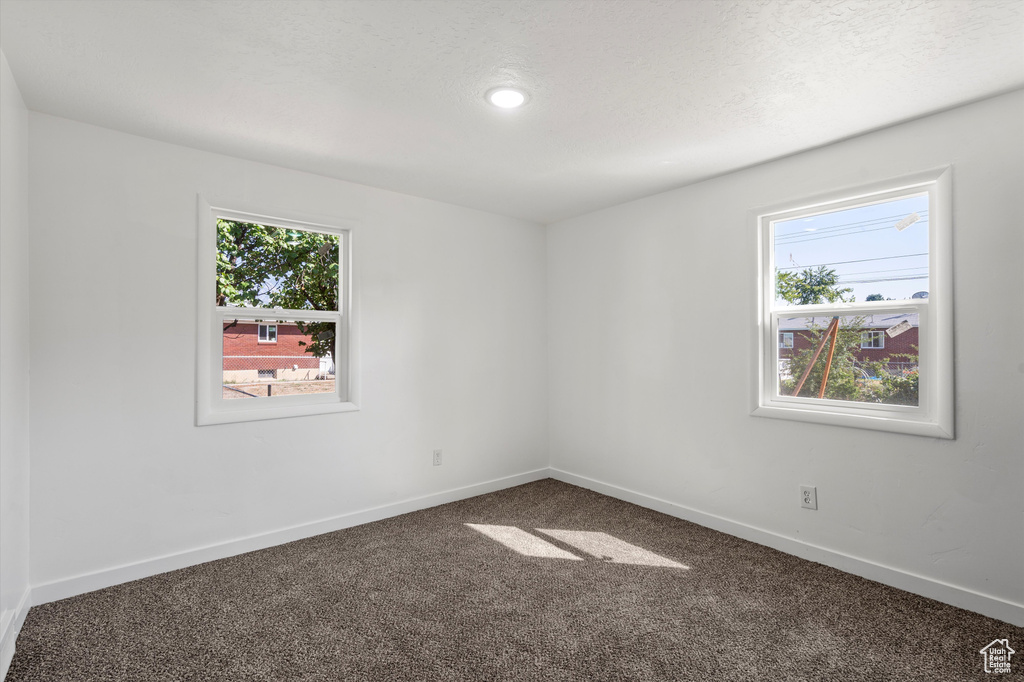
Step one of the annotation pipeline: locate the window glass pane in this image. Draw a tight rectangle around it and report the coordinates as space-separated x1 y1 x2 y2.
222 318 337 400
216 219 340 310
777 313 919 406
861 331 885 349
773 194 929 306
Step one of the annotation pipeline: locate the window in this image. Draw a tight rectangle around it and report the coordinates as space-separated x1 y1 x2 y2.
196 197 357 425
860 331 885 349
258 324 277 343
753 168 953 438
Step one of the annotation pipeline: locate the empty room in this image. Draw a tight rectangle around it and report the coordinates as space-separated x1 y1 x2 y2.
1 0 1022 680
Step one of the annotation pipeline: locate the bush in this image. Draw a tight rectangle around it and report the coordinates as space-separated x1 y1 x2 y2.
873 369 919 406
861 350 919 406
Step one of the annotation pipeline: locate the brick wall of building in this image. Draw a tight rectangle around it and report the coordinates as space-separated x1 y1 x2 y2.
779 326 919 363
222 322 321 371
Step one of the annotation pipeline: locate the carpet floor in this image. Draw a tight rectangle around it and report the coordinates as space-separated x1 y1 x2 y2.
7 479 1022 681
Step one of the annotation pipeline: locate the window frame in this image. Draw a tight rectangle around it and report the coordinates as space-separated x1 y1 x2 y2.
257 323 277 344
195 196 359 425
779 332 794 349
752 168 953 438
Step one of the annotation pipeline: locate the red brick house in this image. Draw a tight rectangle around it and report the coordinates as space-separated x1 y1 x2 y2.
778 313 919 378
222 321 332 383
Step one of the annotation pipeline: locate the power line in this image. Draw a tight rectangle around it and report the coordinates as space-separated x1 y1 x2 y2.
776 210 917 231
776 223 922 245
776 222 928 245
777 253 928 271
838 266 929 277
840 275 928 284
774 211 929 242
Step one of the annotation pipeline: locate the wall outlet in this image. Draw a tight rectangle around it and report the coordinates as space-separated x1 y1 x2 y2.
800 485 817 510
432 449 442 466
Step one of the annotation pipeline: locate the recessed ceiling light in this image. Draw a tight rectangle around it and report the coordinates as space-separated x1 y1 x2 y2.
487 87 526 109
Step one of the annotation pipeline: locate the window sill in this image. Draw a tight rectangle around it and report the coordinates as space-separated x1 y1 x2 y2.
196 400 360 426
752 404 953 439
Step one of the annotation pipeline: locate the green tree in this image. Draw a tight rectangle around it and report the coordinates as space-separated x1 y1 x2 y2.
217 219 340 361
865 293 885 301
776 265 854 305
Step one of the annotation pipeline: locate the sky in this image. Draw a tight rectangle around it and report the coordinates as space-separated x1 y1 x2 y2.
773 193 929 305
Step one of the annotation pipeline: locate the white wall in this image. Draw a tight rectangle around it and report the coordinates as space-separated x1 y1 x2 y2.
0 49 32 676
27 114 548 595
12 74 1022 633
548 91 1024 622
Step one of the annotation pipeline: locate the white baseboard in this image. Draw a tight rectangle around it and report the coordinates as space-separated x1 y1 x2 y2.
0 588 31 682
549 468 1024 627
31 468 550 607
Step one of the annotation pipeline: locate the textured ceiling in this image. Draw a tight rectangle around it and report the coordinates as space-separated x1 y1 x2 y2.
2 0 1022 223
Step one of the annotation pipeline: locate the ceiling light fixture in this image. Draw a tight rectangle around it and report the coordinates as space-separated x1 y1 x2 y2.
487 87 526 109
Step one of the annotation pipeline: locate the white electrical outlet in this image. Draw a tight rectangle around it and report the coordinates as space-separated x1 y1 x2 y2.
800 485 817 510
433 449 442 466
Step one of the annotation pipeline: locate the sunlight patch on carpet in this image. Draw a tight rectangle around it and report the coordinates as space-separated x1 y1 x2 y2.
465 524 583 560
466 524 688 569
537 529 689 569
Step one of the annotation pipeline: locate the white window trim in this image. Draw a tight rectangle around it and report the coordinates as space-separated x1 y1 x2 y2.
752 167 953 439
196 196 359 425
257 323 277 344
779 332 794 349
860 331 885 349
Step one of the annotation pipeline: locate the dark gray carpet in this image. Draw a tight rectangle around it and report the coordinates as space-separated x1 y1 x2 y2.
7 479 1022 681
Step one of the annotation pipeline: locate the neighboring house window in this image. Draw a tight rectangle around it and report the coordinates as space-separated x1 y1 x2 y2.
258 324 277 343
860 331 884 349
196 198 357 425
779 332 794 349
753 168 953 438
